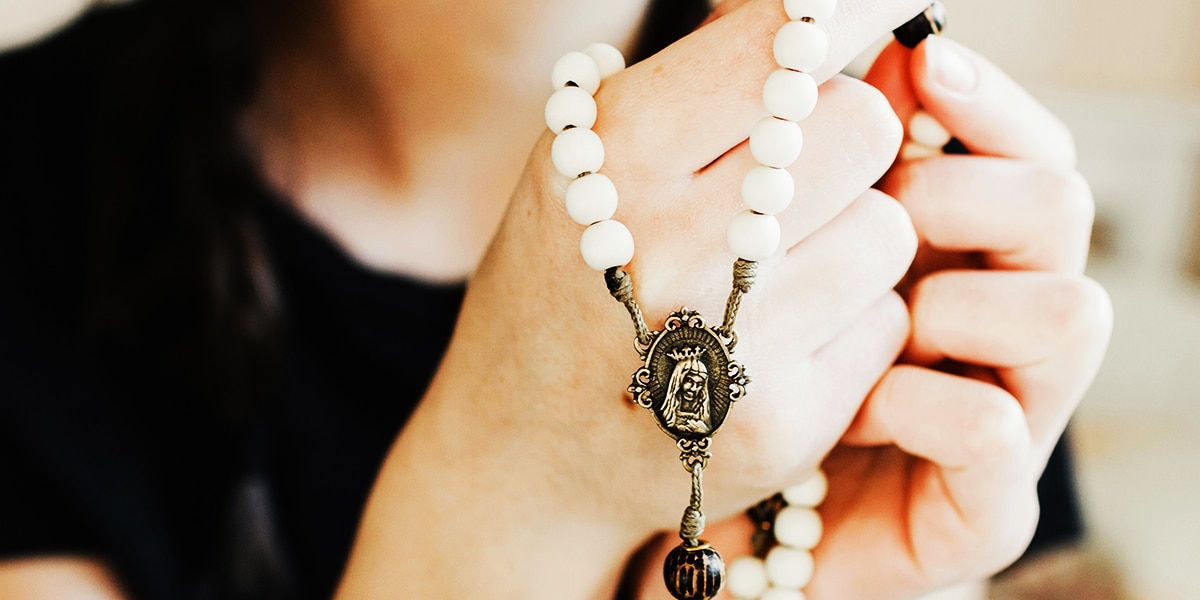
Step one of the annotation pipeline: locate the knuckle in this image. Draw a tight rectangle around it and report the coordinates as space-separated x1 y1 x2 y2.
1042 275 1113 343
1032 165 1095 231
859 189 919 284
959 386 1029 465
835 76 905 167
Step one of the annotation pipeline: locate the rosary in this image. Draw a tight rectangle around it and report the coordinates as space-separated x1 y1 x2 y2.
544 3 945 598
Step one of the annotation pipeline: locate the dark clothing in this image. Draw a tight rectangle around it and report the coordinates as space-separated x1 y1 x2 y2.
0 4 1079 600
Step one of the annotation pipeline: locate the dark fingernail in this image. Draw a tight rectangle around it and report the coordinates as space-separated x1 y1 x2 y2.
925 36 978 96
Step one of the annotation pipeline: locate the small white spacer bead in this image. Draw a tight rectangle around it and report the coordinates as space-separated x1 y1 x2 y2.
580 219 634 271
750 117 804 169
551 51 602 94
583 42 627 79
908 110 952 148
726 556 770 599
761 588 807 600
565 173 618 225
773 21 830 73
774 506 823 550
742 165 794 215
784 0 837 24
727 209 781 261
551 128 605 178
545 86 598 133
765 546 816 589
900 141 941 161
782 470 828 508
763 69 819 123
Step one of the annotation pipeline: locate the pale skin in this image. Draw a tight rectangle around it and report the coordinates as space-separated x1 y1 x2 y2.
0 0 1111 598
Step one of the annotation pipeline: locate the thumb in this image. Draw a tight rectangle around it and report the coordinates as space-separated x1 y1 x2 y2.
911 36 1076 167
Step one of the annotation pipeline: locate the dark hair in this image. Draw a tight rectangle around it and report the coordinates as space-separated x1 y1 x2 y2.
80 0 281 414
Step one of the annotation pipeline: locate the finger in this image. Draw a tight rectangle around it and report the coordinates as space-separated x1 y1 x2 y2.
905 270 1113 457
838 365 1039 581
726 291 911 489
758 189 914 357
880 155 1095 272
596 0 933 177
863 39 920 127
698 75 903 248
910 36 1076 167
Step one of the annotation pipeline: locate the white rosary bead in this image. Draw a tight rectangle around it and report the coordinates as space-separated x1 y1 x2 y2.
551 51 602 94
761 588 807 600
579 219 634 271
781 471 827 508
551 127 605 178
773 21 830 73
908 110 952 149
773 506 823 550
763 69 819 123
784 0 837 23
900 141 941 161
750 117 804 169
583 42 626 79
765 546 816 589
742 165 794 215
727 209 781 261
545 86 598 133
565 173 618 225
726 556 770 599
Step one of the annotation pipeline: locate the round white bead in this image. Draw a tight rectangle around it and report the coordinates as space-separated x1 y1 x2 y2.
579 220 634 271
584 42 626 79
551 51 602 94
782 470 828 508
742 166 794 215
564 173 618 225
750 117 803 169
773 21 830 73
784 0 837 23
908 110 952 148
763 69 819 122
726 556 769 599
765 546 815 589
727 210 781 261
762 588 807 600
551 127 605 178
774 506 823 550
545 86 598 133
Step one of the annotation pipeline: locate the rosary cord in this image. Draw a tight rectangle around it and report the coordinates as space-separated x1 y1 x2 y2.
680 463 706 547
717 258 758 343
606 267 653 348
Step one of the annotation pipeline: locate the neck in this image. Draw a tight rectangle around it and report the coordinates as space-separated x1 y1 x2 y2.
246 0 651 281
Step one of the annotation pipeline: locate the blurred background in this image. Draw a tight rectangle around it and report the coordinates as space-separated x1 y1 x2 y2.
919 1 1200 598
2 0 1196 598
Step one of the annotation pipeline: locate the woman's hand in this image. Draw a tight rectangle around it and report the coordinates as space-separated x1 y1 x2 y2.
336 1 933 598
633 35 1112 600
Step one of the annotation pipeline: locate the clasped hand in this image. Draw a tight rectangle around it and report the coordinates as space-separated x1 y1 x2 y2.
337 1 1112 598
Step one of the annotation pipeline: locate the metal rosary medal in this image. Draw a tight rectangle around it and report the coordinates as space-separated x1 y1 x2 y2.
607 261 757 599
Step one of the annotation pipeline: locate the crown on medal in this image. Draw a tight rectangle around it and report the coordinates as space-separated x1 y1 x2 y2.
668 346 706 362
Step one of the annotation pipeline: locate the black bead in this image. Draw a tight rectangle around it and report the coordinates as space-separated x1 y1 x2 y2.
893 2 947 49
663 542 725 600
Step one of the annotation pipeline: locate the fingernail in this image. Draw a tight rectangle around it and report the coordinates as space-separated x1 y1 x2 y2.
924 36 978 96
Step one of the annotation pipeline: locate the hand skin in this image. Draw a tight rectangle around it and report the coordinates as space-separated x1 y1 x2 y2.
631 36 1112 600
333 0 936 598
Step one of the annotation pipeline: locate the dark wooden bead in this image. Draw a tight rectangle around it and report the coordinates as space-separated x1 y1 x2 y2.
663 542 725 600
893 1 947 49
